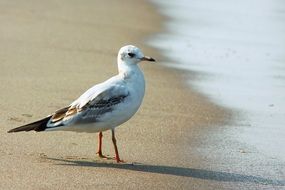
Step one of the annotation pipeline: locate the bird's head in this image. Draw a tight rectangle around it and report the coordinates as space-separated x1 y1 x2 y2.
118 45 156 65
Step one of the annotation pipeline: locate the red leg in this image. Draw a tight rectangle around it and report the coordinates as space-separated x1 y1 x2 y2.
96 132 106 158
111 129 124 163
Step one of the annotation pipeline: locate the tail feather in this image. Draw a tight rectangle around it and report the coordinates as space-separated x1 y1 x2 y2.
8 116 52 133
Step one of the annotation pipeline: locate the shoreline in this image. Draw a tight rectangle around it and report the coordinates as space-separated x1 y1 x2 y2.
151 0 285 162
150 0 285 189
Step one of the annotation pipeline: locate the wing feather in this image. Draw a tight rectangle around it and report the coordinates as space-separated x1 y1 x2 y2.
47 84 129 127
79 86 129 122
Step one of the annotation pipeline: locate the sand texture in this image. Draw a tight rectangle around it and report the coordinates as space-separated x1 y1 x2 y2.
1 0 274 189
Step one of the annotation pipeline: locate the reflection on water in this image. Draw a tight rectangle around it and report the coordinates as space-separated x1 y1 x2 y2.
150 0 285 161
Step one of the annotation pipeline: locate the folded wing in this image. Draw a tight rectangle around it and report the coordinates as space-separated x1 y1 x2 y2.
46 85 129 128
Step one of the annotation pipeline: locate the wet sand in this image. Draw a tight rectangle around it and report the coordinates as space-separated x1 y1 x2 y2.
151 0 285 163
0 0 283 189
151 0 285 189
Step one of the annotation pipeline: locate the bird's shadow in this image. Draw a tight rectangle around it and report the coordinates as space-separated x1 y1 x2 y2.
47 157 284 186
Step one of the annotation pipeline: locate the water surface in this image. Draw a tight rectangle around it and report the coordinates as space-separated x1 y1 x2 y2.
150 0 285 161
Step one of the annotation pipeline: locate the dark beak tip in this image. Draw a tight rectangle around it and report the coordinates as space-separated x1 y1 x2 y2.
142 56 156 62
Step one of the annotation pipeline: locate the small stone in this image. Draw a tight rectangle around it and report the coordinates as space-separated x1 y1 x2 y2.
39 153 47 158
240 150 246 153
22 114 33 117
9 117 23 122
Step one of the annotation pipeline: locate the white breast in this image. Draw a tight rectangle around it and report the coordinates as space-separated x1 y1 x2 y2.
103 67 145 128
63 66 145 133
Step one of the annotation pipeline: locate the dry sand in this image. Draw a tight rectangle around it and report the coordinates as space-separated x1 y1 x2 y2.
1 0 276 189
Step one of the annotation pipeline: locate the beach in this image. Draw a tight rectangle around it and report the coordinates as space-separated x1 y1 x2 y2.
0 0 228 189
0 0 284 189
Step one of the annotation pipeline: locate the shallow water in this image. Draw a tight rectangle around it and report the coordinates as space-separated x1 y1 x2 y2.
150 0 285 161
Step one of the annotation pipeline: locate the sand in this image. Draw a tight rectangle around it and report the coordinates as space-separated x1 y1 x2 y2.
0 0 262 189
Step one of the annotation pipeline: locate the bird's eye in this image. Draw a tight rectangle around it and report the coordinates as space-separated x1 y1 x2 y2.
128 53 135 58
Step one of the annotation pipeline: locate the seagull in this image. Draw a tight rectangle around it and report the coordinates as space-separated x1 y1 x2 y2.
8 45 155 163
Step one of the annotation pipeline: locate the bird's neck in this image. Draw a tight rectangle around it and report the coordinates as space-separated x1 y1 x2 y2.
117 60 142 80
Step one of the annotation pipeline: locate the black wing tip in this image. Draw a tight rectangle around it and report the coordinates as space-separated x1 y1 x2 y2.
7 128 35 133
7 129 16 133
7 116 51 133
7 125 39 133
7 126 26 133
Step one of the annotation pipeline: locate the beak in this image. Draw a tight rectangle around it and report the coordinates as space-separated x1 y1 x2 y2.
140 56 156 62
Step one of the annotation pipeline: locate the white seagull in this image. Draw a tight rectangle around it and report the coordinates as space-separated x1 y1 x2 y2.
8 45 155 163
